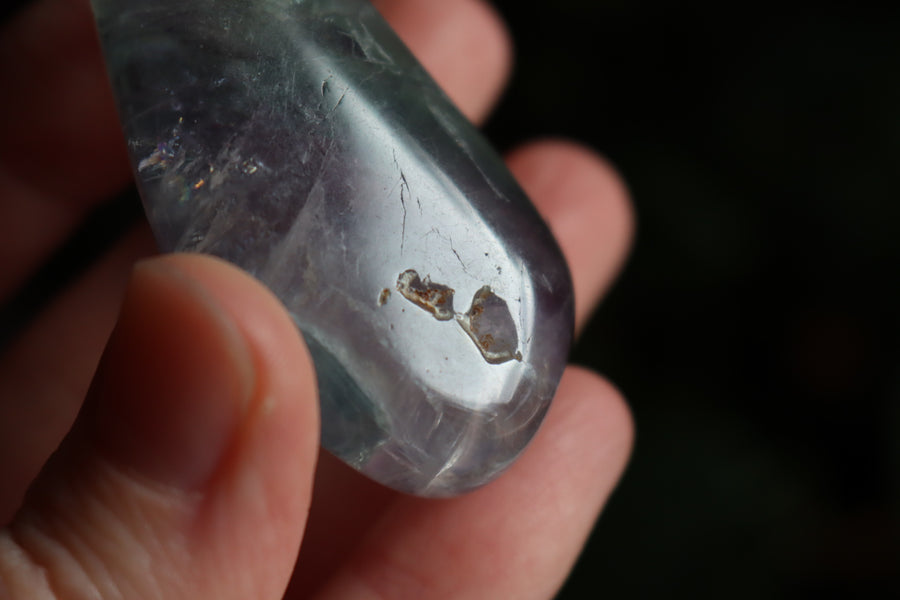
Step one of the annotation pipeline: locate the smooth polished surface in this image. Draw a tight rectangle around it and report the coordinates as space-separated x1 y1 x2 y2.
92 0 573 495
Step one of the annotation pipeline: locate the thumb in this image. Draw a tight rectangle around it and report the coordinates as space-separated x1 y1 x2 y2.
0 255 319 599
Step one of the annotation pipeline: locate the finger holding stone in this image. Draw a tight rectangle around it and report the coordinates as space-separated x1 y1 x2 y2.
0 254 319 600
0 3 620 592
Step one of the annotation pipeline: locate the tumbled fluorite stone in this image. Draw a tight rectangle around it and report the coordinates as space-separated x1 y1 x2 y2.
92 0 574 496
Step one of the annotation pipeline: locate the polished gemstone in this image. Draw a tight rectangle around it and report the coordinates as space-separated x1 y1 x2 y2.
92 0 574 496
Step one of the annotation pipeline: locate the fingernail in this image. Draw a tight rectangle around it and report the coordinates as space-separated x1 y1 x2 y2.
91 258 256 490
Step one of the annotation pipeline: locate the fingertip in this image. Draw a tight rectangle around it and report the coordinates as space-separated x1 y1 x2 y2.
507 140 636 329
156 254 320 429
149 254 321 541
91 255 258 491
375 0 513 123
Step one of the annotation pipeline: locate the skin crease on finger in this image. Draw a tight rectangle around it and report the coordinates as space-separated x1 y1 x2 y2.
0 0 635 598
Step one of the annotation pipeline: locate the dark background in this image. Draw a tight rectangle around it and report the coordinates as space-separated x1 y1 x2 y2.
486 1 900 597
1 1 897 598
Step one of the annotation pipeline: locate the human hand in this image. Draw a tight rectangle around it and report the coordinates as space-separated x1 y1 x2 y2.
0 0 635 597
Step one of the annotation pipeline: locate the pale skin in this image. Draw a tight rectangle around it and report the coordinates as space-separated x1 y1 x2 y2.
0 0 635 598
